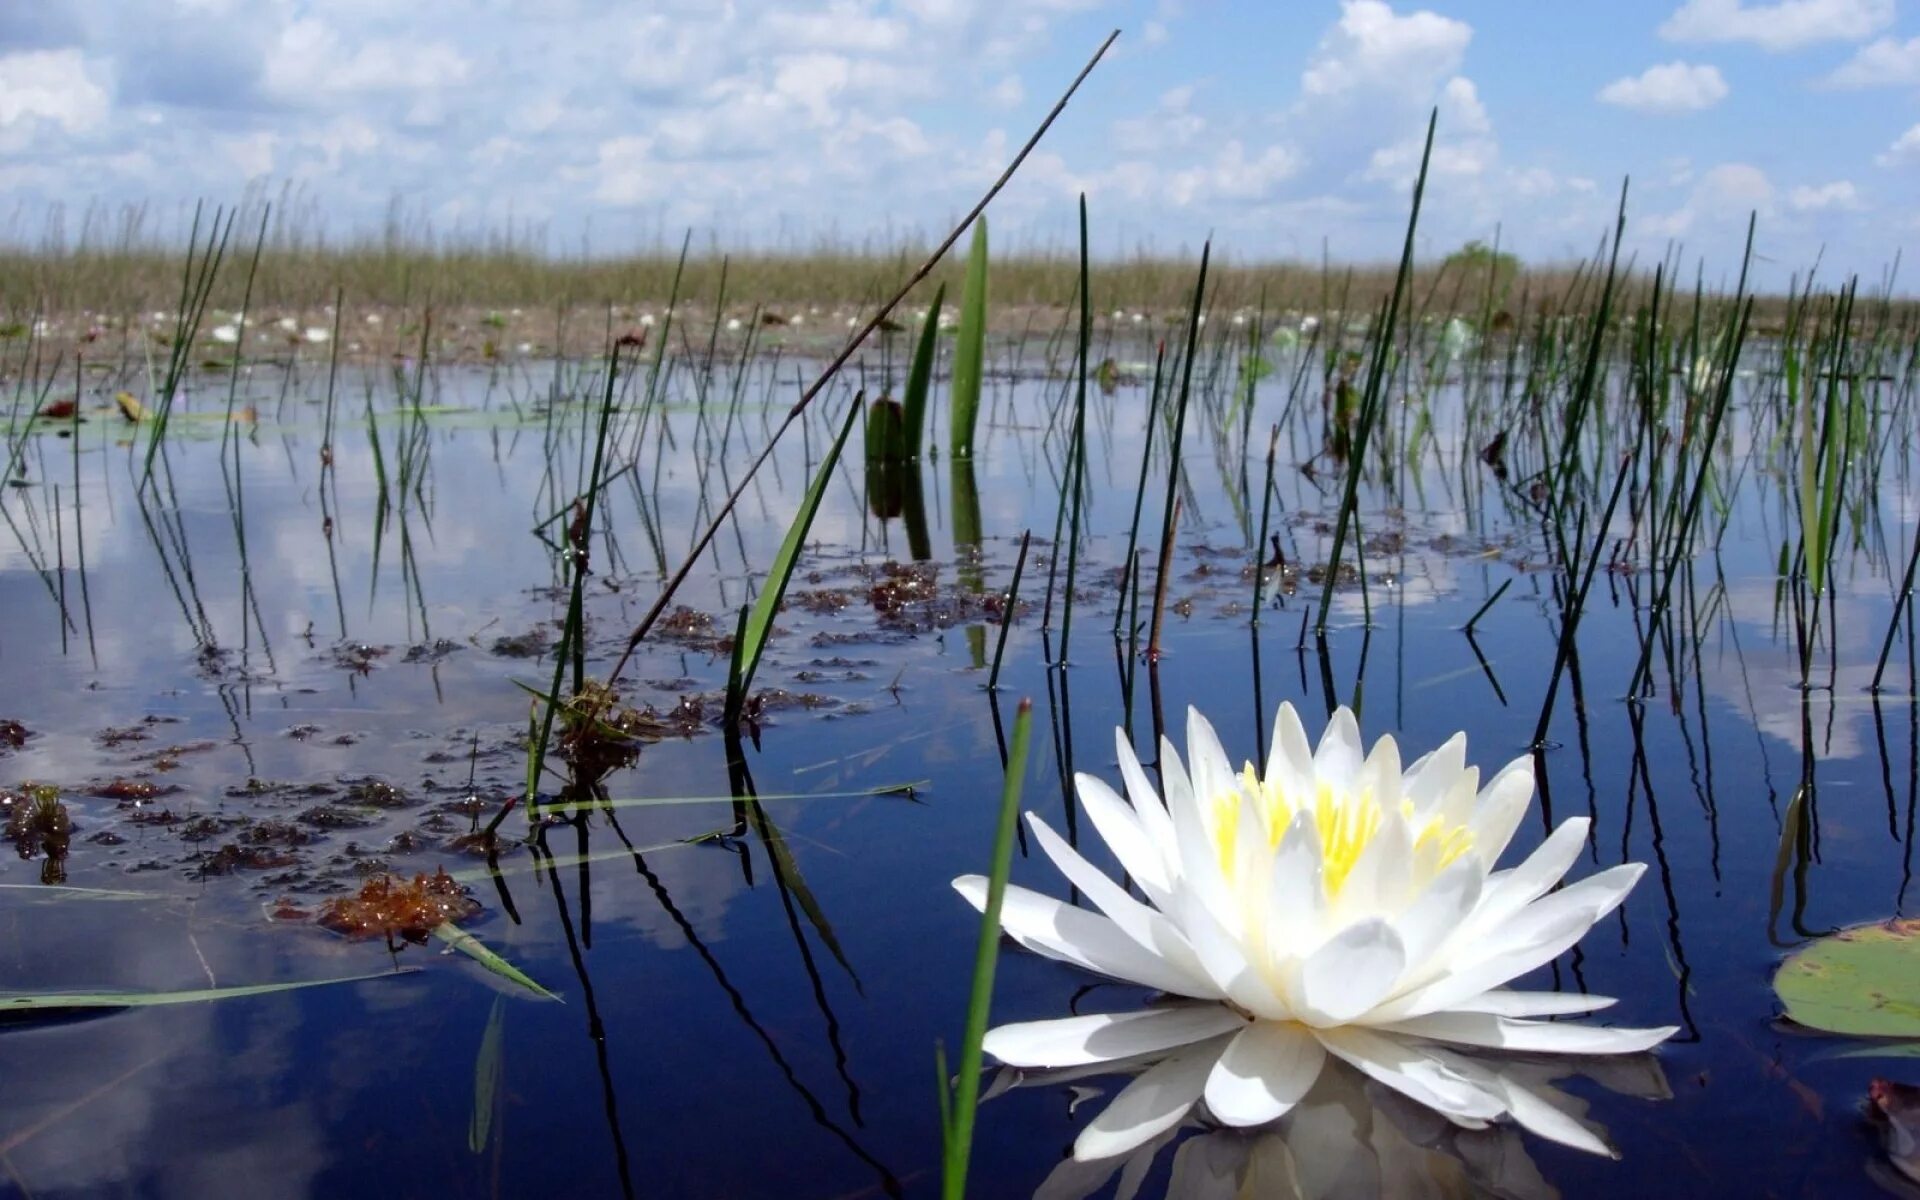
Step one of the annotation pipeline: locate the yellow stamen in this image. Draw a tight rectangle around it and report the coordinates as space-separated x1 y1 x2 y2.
1220 762 1473 896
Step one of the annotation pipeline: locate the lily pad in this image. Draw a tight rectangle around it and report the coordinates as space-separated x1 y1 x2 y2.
1776 918 1920 1037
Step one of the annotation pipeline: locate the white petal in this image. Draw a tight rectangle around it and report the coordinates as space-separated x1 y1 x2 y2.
1115 728 1176 852
1164 737 1235 931
1445 989 1617 1017
1267 809 1328 953
1314 708 1364 792
1375 1012 1678 1055
1185 707 1236 815
1298 918 1406 1024
1335 805 1412 919
1202 1021 1327 1127
1359 733 1403 808
1266 702 1315 800
1391 856 1483 971
954 876 1220 998
1027 814 1195 973
1467 817 1591 936
1177 890 1289 1017
1391 864 1643 1017
1469 758 1536 867
1402 733 1466 816
1075 773 1174 902
1072 1037 1225 1161
1314 1026 1505 1123
984 1005 1247 1068
1484 1067 1617 1157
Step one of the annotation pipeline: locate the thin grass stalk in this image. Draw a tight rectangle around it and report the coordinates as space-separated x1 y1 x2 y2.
1251 424 1280 624
1147 247 1213 658
940 697 1032 1200
1315 111 1437 633
987 531 1032 693
1114 343 1167 636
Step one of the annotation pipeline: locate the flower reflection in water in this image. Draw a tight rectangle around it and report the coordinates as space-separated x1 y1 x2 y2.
1004 1048 1670 1200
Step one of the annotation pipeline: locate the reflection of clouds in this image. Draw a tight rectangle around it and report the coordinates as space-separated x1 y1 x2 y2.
1007 1048 1670 1200
1702 579 1882 761
0 904 339 1198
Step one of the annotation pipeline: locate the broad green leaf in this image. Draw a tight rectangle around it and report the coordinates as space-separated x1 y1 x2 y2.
1776 918 1920 1038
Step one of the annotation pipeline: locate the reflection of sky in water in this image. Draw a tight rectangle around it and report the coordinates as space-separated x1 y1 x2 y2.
0 356 1915 1195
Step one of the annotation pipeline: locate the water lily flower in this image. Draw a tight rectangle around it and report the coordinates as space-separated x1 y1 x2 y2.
956 704 1676 1163
210 324 239 344
302 327 330 344
277 316 299 334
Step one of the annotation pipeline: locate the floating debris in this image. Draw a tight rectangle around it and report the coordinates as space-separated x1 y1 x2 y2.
317 868 482 944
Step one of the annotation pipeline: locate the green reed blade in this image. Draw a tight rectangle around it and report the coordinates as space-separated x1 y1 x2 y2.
433 922 561 1001
941 697 1032 1200
731 398 861 715
950 220 989 460
899 282 947 460
0 968 414 1014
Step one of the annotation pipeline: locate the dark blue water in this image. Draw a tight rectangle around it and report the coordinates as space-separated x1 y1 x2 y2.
0 339 1912 1197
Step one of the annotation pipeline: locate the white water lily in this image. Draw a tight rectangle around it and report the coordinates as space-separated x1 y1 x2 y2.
210 324 239 344
955 703 1676 1163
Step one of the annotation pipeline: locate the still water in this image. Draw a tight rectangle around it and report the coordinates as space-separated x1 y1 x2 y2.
0 334 1911 1197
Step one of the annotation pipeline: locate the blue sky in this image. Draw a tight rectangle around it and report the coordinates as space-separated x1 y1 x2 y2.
1 0 1914 287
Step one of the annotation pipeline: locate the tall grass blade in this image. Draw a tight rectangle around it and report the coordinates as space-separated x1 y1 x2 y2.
728 399 861 721
941 697 1033 1200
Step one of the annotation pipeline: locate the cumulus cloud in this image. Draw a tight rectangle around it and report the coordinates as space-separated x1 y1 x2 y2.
1658 0 1893 52
1823 36 1920 87
0 49 110 132
1787 180 1860 210
1645 162 1774 237
1598 62 1728 113
1300 0 1471 101
1878 123 1920 166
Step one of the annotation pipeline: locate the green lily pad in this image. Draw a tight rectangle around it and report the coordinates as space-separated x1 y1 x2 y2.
1776 918 1920 1037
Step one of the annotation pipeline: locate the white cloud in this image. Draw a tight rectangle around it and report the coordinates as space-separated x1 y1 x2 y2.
1658 0 1892 51
1598 62 1728 113
1164 141 1300 205
1787 180 1860 210
1645 162 1774 237
1823 36 1920 87
1111 86 1207 154
1363 77 1497 186
1301 1 1472 100
1878 123 1920 166
0 49 110 132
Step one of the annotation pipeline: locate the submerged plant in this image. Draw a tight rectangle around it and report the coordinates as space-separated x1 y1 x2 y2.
955 704 1675 1161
